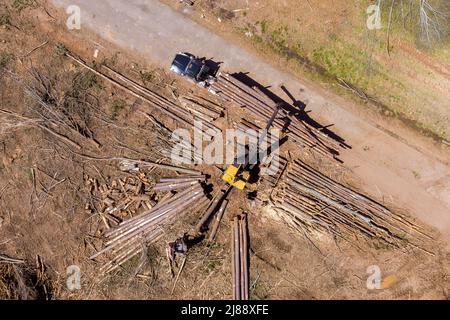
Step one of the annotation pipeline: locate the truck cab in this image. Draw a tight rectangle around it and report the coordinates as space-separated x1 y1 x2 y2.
170 52 213 86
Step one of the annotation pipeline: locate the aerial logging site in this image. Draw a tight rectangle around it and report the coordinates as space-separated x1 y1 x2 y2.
0 0 449 300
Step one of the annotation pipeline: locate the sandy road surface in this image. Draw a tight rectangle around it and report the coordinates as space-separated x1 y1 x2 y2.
51 0 450 239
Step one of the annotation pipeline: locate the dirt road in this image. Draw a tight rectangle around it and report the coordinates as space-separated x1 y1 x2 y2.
51 0 450 240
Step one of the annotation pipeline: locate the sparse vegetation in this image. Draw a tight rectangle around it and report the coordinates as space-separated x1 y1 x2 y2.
0 260 52 300
0 53 14 71
0 13 11 27
54 43 68 56
78 72 103 92
259 19 268 34
111 99 126 120
139 69 156 84
12 0 36 12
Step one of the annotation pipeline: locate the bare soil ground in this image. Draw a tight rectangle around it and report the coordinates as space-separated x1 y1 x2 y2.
0 1 449 300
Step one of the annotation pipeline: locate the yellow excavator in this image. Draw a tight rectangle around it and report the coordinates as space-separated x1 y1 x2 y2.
192 105 282 236
222 105 281 190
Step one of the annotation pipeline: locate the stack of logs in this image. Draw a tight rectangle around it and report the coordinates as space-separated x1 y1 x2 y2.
84 173 155 228
140 112 204 164
261 156 288 188
178 96 224 123
152 175 206 192
231 214 249 300
209 73 343 159
273 159 434 253
90 174 209 274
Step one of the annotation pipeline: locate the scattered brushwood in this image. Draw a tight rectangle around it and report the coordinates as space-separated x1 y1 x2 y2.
137 112 191 161
89 172 209 274
2 69 101 150
0 113 38 136
19 68 102 149
0 255 52 300
271 159 435 254
2 68 178 162
63 51 223 140
0 254 24 264
231 214 249 300
139 113 203 163
209 73 345 160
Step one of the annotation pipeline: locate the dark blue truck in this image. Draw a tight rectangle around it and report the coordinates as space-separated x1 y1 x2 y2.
170 52 216 86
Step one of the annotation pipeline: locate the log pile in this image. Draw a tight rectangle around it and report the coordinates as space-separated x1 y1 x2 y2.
261 156 288 188
84 173 155 227
231 214 249 300
207 199 228 242
89 173 209 274
272 160 434 253
153 175 206 191
178 96 224 122
140 112 204 164
209 73 343 159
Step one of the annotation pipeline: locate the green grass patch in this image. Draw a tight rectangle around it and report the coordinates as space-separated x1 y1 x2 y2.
236 11 449 141
0 13 11 27
78 73 103 92
139 70 156 84
54 43 68 56
310 38 389 91
111 99 126 120
260 19 268 34
13 0 37 12
0 53 14 71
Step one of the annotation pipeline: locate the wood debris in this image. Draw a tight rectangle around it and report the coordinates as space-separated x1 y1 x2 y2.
66 53 223 140
84 173 155 226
